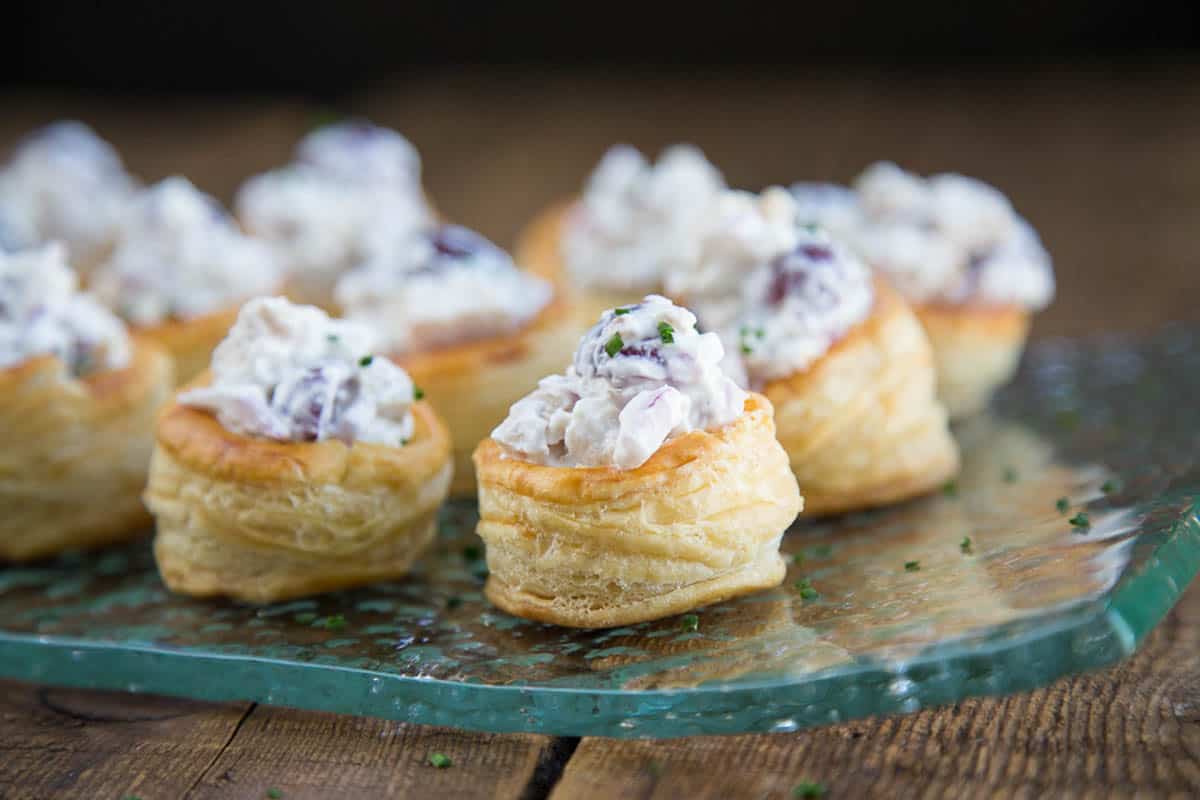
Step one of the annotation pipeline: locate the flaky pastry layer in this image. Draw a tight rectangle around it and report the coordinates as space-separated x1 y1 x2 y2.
0 340 174 561
395 293 578 496
764 279 960 516
473 393 801 628
914 302 1031 420
145 387 452 603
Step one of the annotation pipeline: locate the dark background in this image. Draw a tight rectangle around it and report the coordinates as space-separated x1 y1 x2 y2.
5 3 1199 98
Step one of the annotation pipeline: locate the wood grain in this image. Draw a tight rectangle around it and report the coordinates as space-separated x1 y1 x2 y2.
551 577 1200 800
0 681 251 800
185 705 558 800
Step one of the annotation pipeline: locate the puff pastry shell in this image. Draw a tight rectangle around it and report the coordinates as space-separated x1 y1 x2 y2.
473 393 801 628
764 280 959 516
133 304 241 387
145 389 453 603
396 295 578 496
0 340 174 561
914 302 1031 420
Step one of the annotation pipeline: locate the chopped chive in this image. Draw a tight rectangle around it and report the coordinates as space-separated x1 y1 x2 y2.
314 614 346 631
1069 512 1091 531
605 333 624 357
1101 478 1122 494
680 614 700 632
445 596 462 611
942 481 958 498
613 307 632 315
429 752 452 768
413 386 425 400
462 545 483 561
657 321 675 344
792 552 805 565
904 560 921 572
809 544 833 558
741 343 753 354
794 782 826 797
267 789 284 799
294 612 318 624
359 355 374 367
1002 466 1018 483
1056 497 1071 514
326 334 339 343
960 536 972 553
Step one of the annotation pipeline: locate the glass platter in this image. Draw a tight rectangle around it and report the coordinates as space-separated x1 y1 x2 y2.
1 325 1198 738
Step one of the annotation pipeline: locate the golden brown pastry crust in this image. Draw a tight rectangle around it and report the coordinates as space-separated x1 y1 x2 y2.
395 294 578 496
764 279 959 516
145 384 453 603
473 393 802 628
132 304 242 387
914 302 1031 420
0 340 174 561
513 199 661 328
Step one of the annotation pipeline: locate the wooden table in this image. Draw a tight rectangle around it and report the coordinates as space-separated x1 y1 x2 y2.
1 67 1198 799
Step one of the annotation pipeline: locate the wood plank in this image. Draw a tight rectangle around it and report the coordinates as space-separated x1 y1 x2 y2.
551 577 1200 800
0 680 252 800
184 706 564 800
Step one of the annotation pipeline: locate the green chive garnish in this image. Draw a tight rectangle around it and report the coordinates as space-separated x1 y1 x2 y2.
658 321 675 344
942 481 958 498
446 596 462 611
1069 512 1091 531
905 560 921 572
359 355 374 367
413 386 425 400
1056 497 1070 514
792 552 805 565
294 612 318 624
809 544 833 558
1003 466 1018 483
429 752 452 768
605 333 624 357
794 782 826 797
462 545 482 562
680 614 700 632
326 334 339 343
267 789 283 799
613 307 631 315
741 343 753 354
1101 478 1122 494
314 614 346 631
960 536 972 553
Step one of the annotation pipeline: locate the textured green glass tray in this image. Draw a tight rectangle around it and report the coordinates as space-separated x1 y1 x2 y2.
1 326 1198 738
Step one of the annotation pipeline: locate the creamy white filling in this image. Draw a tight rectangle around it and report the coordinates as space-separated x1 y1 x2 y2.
91 177 281 326
0 122 137 269
491 295 746 470
662 187 800 333
733 229 875 384
0 243 131 375
336 224 552 354
562 144 725 292
853 162 1055 309
789 182 863 243
178 297 417 446
235 122 432 302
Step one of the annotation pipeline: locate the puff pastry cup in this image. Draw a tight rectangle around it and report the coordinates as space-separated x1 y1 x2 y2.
513 199 656 330
764 280 960 516
132 305 241 387
144 384 453 603
473 393 802 628
0 339 173 561
913 302 1031 420
395 295 578 497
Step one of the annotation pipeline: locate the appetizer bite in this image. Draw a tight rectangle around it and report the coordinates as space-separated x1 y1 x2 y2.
145 297 452 603
236 121 434 309
515 144 725 324
0 121 138 274
91 177 282 384
473 295 801 628
852 162 1055 418
0 244 172 561
667 188 959 515
336 224 576 496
